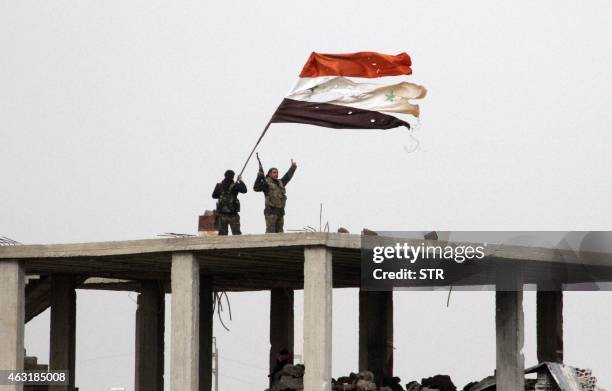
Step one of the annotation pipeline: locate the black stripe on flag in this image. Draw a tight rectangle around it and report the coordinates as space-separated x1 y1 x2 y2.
270 98 410 130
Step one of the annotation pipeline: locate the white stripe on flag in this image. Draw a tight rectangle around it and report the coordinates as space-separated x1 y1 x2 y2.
287 76 427 117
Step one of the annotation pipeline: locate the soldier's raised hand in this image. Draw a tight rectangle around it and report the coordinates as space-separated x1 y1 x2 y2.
291 159 297 167
237 175 242 182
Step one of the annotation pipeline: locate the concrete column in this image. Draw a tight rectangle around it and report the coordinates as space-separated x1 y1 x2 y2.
537 289 563 363
135 281 165 391
270 288 294 375
171 252 200 391
303 247 332 391
0 260 25 391
495 275 525 391
359 290 393 384
199 277 213 391
49 275 76 391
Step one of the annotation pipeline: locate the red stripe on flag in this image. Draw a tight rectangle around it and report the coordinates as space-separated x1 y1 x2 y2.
299 51 412 78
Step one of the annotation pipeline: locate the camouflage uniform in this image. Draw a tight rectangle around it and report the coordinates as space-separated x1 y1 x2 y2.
253 164 296 233
217 213 241 236
212 177 247 235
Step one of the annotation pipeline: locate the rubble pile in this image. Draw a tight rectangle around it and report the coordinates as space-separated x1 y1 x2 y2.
333 371 406 390
267 364 305 391
420 375 457 391
533 372 555 391
267 366 459 391
463 362 607 391
574 367 600 391
333 371 377 390
265 363 607 391
332 371 457 391
405 382 422 391
462 376 539 391
401 375 458 391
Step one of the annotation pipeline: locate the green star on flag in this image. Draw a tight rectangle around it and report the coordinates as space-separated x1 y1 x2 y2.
385 90 396 102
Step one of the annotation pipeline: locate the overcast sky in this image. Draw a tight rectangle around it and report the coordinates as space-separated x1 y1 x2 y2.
1 0 611 390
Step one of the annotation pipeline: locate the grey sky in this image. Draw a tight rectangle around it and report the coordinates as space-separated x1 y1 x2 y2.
1 0 611 390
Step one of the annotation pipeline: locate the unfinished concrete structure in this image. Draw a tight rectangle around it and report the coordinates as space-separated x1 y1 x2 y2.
1 232 611 391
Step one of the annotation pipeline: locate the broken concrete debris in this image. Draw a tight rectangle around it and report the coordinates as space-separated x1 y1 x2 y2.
464 362 607 391
333 371 404 391
525 362 605 391
420 374 456 391
267 364 305 391
265 363 607 391
266 366 458 391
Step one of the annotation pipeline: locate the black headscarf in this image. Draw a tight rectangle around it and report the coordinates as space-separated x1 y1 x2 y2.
221 170 235 191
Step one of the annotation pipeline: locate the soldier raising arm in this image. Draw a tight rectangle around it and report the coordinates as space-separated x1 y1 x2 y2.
280 159 297 186
253 158 297 233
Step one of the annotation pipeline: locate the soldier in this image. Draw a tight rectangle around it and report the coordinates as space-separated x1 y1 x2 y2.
212 169 247 235
253 158 297 233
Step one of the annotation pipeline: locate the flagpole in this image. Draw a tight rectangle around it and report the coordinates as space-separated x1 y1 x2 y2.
238 120 272 177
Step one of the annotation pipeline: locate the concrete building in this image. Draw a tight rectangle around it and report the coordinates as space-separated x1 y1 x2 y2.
1 233 611 391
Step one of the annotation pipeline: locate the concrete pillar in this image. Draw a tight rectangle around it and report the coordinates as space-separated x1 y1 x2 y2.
270 288 294 376
495 275 525 391
135 281 165 391
537 289 563 363
0 260 25 391
359 290 393 384
199 277 213 391
171 252 200 391
49 275 76 391
303 247 332 391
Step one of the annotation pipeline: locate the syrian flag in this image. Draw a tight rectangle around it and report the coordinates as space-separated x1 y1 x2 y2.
238 51 426 175
270 51 427 130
